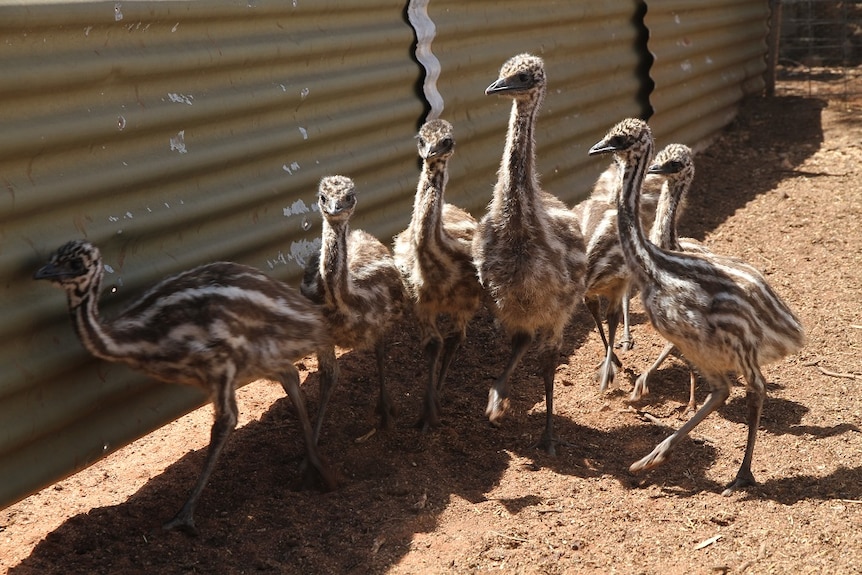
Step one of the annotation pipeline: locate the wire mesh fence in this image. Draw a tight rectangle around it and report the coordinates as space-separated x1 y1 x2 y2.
775 0 862 100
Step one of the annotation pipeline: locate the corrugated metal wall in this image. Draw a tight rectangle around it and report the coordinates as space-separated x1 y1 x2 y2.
0 0 423 509
0 0 772 509
647 0 770 148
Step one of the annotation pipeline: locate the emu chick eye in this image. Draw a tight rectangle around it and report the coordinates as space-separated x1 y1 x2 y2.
609 135 628 149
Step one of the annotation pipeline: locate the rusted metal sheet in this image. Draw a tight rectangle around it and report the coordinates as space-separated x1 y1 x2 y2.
646 0 770 149
0 0 422 509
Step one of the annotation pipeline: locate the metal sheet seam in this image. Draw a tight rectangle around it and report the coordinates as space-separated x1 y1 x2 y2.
407 0 444 122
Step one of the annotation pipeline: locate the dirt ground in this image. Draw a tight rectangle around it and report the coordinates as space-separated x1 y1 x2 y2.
2 79 861 574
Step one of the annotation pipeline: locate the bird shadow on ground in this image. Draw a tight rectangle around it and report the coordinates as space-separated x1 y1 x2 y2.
9 339 516 575
719 393 860 439
510 413 728 497
752 465 862 505
679 95 826 244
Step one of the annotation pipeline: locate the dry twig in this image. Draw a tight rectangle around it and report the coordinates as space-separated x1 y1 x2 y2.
817 366 861 380
637 411 669 426
490 531 530 543
355 428 377 443
695 535 722 550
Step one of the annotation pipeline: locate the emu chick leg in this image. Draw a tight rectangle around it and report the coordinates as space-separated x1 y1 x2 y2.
163 381 238 535
631 341 676 401
486 331 532 423
535 344 563 456
375 339 397 429
312 346 339 445
419 336 443 431
437 329 466 394
282 365 337 491
598 305 622 392
618 289 634 351
630 374 731 474
721 370 765 496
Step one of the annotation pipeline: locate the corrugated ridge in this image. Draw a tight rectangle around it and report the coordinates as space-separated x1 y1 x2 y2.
646 0 769 147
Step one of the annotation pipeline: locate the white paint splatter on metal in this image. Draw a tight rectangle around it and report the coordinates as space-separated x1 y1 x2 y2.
266 251 288 269
114 3 123 22
298 126 308 140
167 93 194 105
265 238 319 270
300 87 309 100
289 238 318 268
282 199 311 217
170 130 187 154
282 161 300 175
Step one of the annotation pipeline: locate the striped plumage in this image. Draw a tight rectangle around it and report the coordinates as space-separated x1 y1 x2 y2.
619 168 662 351
572 184 630 392
589 118 805 494
473 54 587 454
392 119 482 431
34 239 334 535
646 144 701 253
573 161 664 389
631 143 710 412
301 175 406 443
572 162 661 360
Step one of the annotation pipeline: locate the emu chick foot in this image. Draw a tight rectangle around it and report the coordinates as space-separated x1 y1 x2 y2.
486 389 510 425
629 437 674 474
721 468 757 497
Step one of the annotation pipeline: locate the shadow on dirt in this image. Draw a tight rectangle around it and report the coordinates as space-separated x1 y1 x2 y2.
680 95 826 243
720 393 861 439
541 420 721 490
755 465 862 505
9 305 596 575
